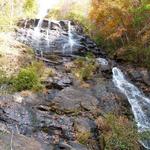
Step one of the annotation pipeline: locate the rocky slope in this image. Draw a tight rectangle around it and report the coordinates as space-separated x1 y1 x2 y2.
0 19 150 150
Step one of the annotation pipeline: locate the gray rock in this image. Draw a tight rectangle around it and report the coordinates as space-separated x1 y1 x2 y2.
74 117 96 133
55 141 88 150
128 68 150 86
52 87 99 112
141 69 150 86
91 78 128 114
16 19 104 56
44 73 73 90
0 93 76 147
0 132 43 150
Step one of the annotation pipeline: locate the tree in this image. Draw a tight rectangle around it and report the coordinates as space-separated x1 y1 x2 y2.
23 0 37 17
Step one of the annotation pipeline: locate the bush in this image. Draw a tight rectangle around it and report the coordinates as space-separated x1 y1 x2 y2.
0 69 7 84
29 61 55 80
72 55 97 81
96 114 140 150
29 61 46 77
12 67 42 91
115 44 150 69
76 131 91 145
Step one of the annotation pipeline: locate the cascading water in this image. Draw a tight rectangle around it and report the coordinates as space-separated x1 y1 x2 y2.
68 21 76 53
16 0 98 56
112 67 150 149
62 21 76 54
33 0 51 41
46 20 51 47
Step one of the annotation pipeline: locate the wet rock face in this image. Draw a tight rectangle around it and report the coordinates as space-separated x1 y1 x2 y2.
44 75 73 90
16 19 104 56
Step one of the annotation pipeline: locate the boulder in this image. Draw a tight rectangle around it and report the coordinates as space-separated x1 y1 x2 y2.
91 77 130 114
51 87 99 112
74 117 96 133
55 141 88 150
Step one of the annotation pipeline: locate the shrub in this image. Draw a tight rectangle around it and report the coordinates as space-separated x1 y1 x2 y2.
76 131 91 145
23 0 38 17
96 114 140 150
72 55 97 81
115 44 150 69
0 69 7 84
89 0 150 69
29 61 46 77
139 130 150 144
12 67 42 91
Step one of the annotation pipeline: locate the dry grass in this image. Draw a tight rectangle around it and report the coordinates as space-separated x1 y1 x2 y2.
0 33 33 77
95 116 110 132
76 131 91 145
95 114 140 150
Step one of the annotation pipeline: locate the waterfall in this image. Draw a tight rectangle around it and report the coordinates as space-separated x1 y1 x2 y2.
112 67 150 149
68 21 76 53
34 1 52 34
62 21 76 54
46 20 51 47
35 0 61 31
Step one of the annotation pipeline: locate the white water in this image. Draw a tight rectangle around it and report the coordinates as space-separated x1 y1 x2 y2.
68 21 76 53
46 20 51 46
62 21 76 54
97 58 108 66
112 67 150 149
35 0 61 35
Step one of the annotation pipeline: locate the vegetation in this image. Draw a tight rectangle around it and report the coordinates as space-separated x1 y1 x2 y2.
47 0 92 33
96 114 140 150
23 0 38 17
76 131 92 145
0 0 38 31
72 54 97 81
12 67 41 92
0 1 150 149
89 0 150 69
0 69 8 84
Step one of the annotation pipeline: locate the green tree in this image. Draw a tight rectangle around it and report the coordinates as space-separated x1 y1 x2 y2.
23 0 37 17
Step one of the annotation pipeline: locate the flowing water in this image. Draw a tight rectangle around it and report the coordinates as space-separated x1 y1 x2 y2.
62 21 77 54
112 67 150 149
97 58 108 66
68 21 76 53
12 0 150 147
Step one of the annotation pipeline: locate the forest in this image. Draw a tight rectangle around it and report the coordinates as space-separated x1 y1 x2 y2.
0 0 150 150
